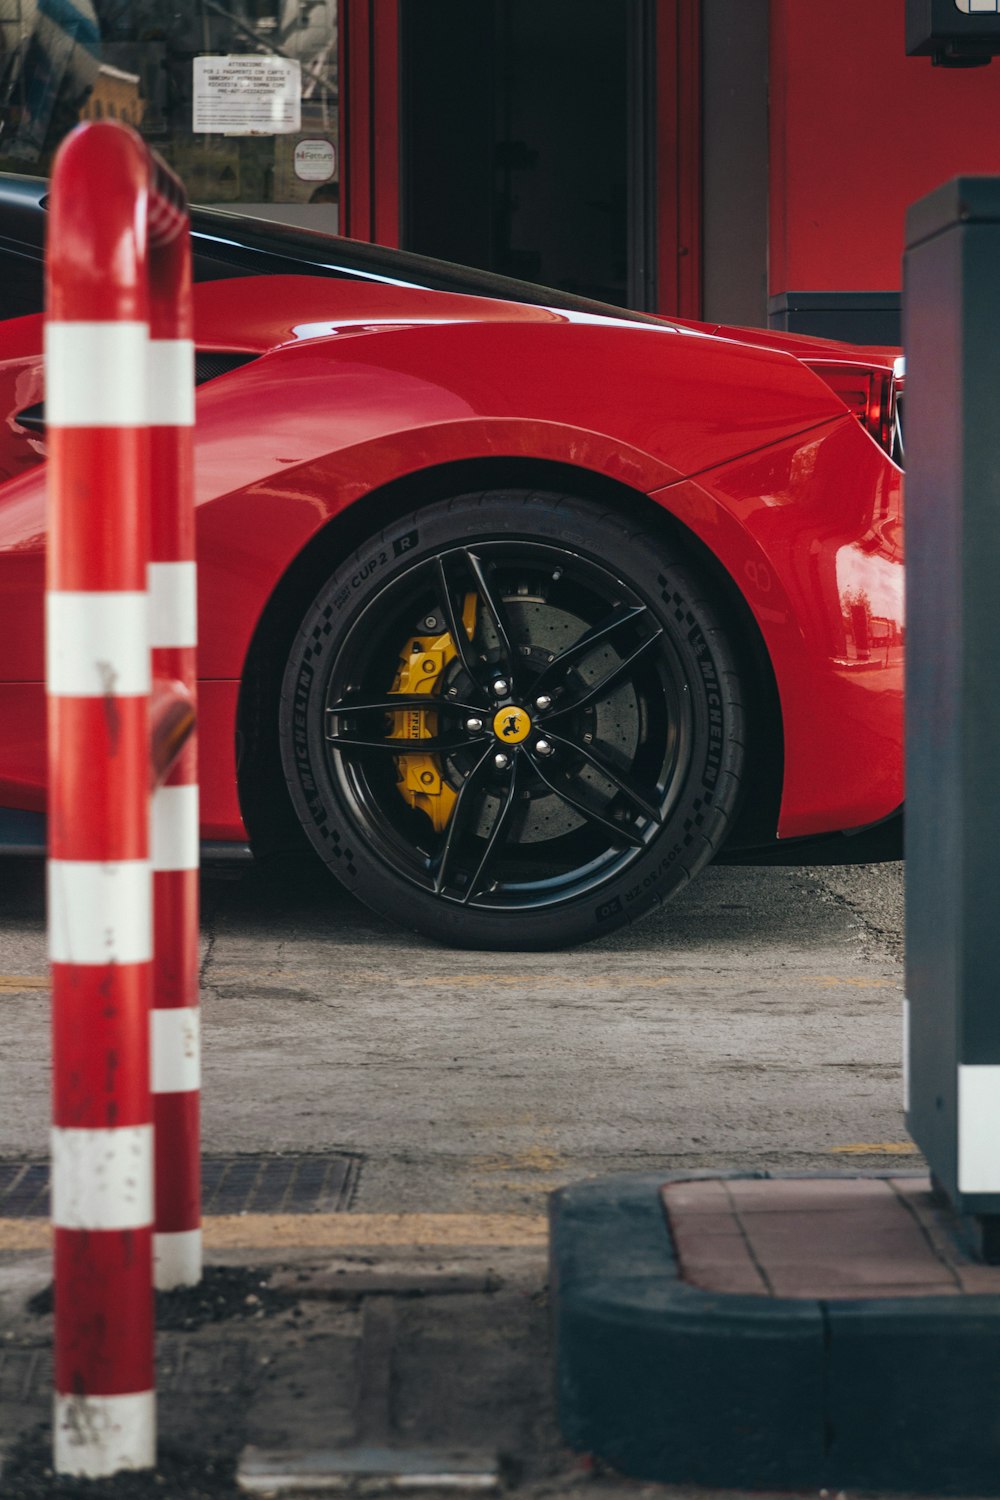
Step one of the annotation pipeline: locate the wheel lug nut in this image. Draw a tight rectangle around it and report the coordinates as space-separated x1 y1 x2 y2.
535 694 552 711
494 752 511 770
465 716 484 733
534 739 553 756
492 678 510 697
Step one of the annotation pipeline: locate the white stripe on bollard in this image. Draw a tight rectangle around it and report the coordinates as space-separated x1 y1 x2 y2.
54 1391 156 1478
148 562 197 649
151 784 200 871
151 1006 200 1093
51 1126 154 1230
46 592 150 697
154 1228 203 1291
958 1064 1000 1192
45 322 149 427
148 339 196 426
48 860 153 965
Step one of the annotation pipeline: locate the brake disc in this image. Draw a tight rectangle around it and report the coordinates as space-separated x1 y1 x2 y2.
388 591 639 843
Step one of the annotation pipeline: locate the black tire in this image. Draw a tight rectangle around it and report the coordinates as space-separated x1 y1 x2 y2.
279 490 745 949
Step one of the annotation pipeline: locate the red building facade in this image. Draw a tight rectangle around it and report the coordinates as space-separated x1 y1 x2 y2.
343 0 1000 342
768 0 1000 341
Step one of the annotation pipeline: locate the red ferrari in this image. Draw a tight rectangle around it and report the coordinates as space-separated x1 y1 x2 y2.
0 175 903 949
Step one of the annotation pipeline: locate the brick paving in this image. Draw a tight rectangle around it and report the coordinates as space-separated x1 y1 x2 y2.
662 1175 1000 1298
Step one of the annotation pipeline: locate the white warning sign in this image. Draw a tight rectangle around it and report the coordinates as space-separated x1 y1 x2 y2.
193 56 302 136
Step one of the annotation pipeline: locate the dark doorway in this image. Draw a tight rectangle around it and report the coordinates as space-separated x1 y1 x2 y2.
401 0 643 308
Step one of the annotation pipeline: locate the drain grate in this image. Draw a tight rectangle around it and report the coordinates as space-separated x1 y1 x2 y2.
0 1162 47 1217
0 1155 360 1218
200 1155 360 1214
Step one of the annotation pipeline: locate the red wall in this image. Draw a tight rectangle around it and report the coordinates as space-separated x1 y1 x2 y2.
769 0 1000 295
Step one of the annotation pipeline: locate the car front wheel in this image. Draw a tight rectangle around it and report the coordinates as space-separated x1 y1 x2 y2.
279 490 745 948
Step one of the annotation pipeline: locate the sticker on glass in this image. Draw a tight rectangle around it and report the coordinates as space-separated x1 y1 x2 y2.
193 56 302 136
293 139 336 182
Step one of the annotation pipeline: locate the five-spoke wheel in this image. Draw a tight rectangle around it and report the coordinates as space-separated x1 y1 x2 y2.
280 490 745 948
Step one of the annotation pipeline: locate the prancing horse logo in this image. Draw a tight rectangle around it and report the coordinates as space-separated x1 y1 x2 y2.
492 705 531 744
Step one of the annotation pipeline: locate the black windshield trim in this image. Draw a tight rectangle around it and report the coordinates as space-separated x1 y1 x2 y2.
0 170 666 327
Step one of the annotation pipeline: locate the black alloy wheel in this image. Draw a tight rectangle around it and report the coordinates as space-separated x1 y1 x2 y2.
279 490 745 948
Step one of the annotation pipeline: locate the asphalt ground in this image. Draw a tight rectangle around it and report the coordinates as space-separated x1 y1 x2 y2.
0 852 927 1498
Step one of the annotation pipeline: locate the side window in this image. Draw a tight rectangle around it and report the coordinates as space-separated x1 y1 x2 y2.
0 244 44 318
191 252 271 285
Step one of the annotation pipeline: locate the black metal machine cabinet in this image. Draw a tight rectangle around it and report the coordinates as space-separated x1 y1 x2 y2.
906 0 1000 66
905 177 1000 1258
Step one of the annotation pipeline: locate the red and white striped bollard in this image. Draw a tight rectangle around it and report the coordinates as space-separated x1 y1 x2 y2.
46 121 196 1476
149 202 201 1292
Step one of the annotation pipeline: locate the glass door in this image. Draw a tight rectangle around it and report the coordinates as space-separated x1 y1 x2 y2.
401 0 641 308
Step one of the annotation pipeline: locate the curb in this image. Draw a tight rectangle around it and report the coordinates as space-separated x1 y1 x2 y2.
238 1445 500 1494
549 1174 1000 1494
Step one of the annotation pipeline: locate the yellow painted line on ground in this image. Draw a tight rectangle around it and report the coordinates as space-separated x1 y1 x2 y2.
472 1147 563 1174
0 1220 50 1250
0 1213 549 1253
806 976 899 989
214 971 903 993
1 968 903 1000
417 974 684 987
205 1213 549 1249
211 969 691 989
830 1142 919 1155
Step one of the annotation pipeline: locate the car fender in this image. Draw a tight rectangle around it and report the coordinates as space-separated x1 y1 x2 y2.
651 418 903 839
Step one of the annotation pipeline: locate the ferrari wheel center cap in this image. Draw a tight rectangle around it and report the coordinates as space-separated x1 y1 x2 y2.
492 705 532 744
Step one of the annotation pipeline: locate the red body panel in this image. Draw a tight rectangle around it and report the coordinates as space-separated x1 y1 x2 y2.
652 421 902 837
0 274 904 846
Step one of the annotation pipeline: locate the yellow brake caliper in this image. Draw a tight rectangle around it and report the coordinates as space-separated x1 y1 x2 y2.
388 594 478 832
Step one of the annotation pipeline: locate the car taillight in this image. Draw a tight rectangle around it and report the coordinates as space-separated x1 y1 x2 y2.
807 361 900 462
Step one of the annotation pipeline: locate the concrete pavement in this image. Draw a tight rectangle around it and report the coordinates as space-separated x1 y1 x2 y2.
0 853 919 1495
0 857 910 1209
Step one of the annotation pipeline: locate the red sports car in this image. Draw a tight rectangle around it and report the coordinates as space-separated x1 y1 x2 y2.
0 175 904 948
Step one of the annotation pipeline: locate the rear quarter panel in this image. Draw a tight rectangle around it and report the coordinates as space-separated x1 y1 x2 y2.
0 285 897 838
